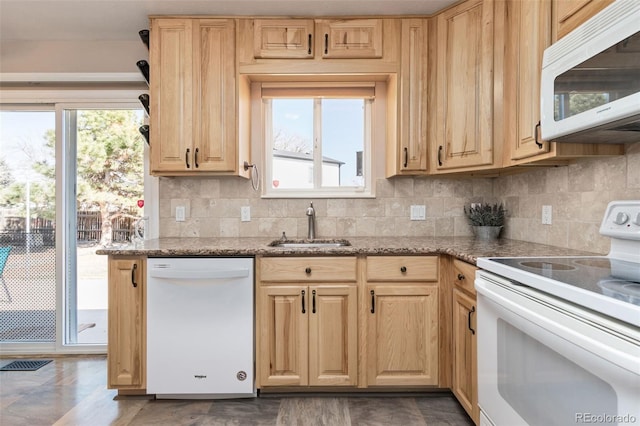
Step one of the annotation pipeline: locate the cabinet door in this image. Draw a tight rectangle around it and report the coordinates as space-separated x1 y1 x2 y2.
149 19 194 173
434 0 494 171
258 286 309 386
308 285 358 386
193 19 237 172
554 0 614 40
253 19 315 59
107 257 145 389
506 0 552 161
317 19 383 59
452 288 478 424
390 19 428 175
366 285 439 386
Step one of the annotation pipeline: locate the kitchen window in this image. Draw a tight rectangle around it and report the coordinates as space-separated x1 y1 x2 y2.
260 83 375 198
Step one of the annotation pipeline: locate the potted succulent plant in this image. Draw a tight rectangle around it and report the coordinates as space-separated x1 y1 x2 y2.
464 203 506 240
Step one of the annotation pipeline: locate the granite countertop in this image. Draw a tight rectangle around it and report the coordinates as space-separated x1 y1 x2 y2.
95 236 600 265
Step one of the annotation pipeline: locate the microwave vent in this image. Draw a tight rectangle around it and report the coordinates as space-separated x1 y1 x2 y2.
545 1 640 66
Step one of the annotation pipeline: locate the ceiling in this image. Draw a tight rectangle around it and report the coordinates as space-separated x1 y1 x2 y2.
0 0 459 42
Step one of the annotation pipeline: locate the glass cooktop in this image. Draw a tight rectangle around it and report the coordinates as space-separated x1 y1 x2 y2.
488 257 640 306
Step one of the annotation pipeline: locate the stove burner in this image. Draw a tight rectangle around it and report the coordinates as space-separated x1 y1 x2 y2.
519 261 577 271
572 258 612 269
598 280 640 306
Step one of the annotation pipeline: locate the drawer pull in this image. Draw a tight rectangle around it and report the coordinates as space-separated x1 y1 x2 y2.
308 34 312 55
305 267 312 275
301 289 306 314
400 266 407 273
457 273 465 280
370 289 375 314
312 289 316 313
468 306 476 335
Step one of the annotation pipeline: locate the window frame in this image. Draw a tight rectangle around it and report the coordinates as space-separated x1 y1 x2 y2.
259 83 376 199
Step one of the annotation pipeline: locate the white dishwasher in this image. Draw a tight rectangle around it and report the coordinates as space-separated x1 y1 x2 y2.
146 257 255 399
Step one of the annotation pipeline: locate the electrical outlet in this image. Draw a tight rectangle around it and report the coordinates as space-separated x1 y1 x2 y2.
410 205 426 221
542 205 552 225
241 206 251 222
175 206 186 222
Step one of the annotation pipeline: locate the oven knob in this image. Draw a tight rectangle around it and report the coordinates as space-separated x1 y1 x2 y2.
613 212 629 225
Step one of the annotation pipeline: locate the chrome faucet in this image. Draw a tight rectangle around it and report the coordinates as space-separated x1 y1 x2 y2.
306 202 316 240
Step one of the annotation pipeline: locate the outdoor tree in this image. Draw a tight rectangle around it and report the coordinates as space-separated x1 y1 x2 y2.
36 110 144 246
272 128 312 153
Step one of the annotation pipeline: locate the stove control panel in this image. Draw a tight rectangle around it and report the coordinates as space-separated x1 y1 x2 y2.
599 200 640 240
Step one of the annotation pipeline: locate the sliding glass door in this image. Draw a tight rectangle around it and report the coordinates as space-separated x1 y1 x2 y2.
0 109 57 343
0 101 145 349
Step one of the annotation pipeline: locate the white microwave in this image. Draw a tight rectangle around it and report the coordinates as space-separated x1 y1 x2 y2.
540 0 640 144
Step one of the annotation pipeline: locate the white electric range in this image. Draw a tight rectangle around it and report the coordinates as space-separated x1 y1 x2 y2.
475 200 640 426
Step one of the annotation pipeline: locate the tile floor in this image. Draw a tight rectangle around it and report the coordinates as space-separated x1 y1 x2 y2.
0 356 474 426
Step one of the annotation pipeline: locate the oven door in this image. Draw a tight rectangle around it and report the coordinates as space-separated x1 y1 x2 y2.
476 271 640 426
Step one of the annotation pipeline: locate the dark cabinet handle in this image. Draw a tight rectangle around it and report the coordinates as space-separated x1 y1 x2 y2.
438 146 443 166
457 273 465 280
131 263 138 288
535 121 543 148
324 34 329 54
312 289 316 314
308 34 312 55
185 148 191 169
305 267 311 275
370 290 375 314
468 306 476 335
400 266 407 273
302 289 306 314
194 147 199 168
403 147 408 168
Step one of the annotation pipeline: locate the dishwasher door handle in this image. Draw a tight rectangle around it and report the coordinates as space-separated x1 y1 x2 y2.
149 268 250 280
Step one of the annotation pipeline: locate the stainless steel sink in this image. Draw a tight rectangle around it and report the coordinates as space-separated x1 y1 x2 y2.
268 239 351 248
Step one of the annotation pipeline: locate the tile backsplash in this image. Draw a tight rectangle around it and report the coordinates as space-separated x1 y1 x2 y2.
159 142 640 254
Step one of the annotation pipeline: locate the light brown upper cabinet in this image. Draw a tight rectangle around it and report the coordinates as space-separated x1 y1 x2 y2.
253 19 315 59
431 0 498 173
504 0 552 161
553 0 614 41
386 19 429 177
316 19 383 59
149 18 250 176
252 19 383 60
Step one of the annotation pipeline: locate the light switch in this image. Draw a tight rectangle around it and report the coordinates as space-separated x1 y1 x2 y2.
241 206 251 222
175 206 186 222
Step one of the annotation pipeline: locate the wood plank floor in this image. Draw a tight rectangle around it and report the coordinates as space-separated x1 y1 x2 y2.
0 356 474 425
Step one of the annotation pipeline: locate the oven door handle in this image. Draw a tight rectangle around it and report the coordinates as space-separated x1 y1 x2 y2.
475 276 640 375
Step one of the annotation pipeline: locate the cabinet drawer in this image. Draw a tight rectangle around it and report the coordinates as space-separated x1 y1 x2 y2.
260 257 357 282
366 256 438 282
453 259 477 295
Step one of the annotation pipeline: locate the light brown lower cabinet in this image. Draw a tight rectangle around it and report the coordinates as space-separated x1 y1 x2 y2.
257 257 358 388
365 256 439 386
451 259 479 424
107 256 146 390
366 284 439 386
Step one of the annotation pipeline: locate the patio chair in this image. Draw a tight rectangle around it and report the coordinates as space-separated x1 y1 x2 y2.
0 246 11 302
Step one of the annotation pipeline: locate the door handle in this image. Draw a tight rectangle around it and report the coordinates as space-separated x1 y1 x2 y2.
438 145 443 166
131 263 138 288
308 34 312 55
185 148 191 169
194 147 199 168
403 147 408 168
312 289 316 313
370 290 375 313
535 121 543 148
468 306 476 335
301 289 306 314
